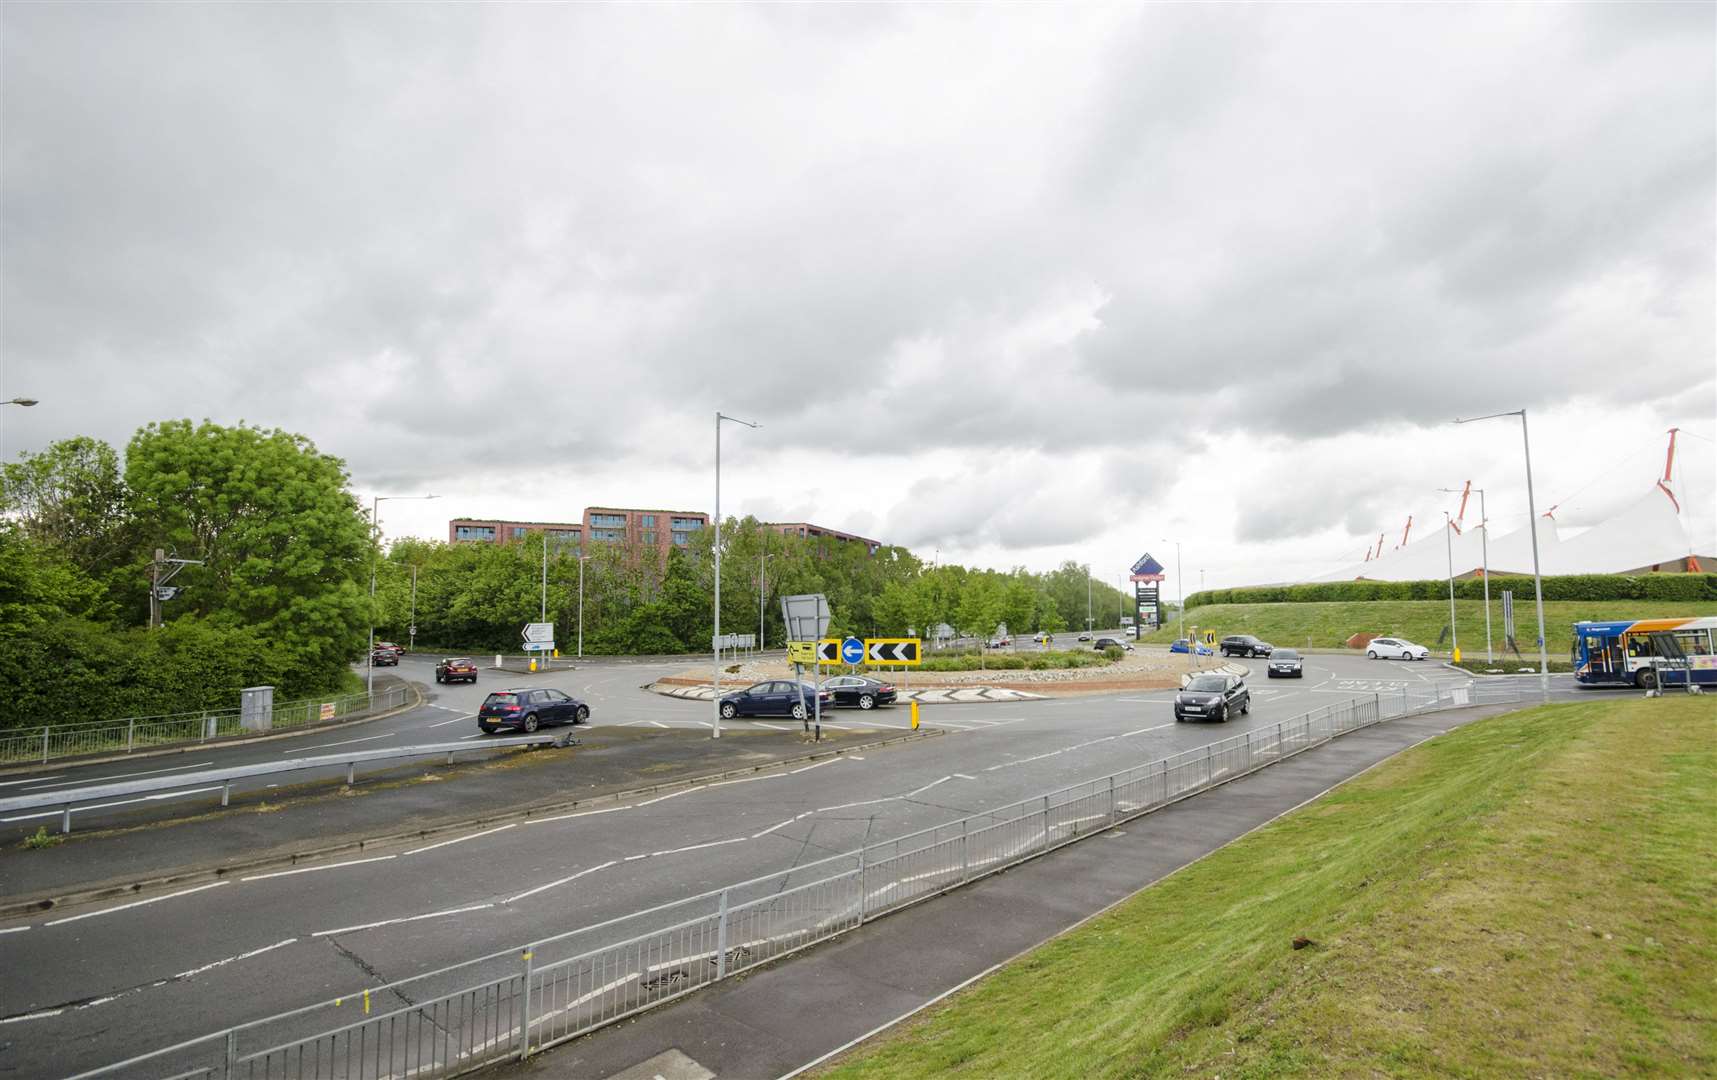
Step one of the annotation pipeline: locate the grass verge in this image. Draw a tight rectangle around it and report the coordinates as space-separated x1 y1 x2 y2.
1140 598 1717 657
918 649 1120 672
820 695 1716 1079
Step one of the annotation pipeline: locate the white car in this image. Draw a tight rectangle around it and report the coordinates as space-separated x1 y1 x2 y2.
1366 637 1430 660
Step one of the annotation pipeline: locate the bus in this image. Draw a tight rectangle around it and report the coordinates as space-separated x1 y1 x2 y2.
1571 617 1717 689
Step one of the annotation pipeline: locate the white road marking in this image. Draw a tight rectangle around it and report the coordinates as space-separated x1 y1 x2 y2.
21 760 215 789
650 837 746 857
428 714 475 728
1117 697 1175 703
751 721 794 730
3 786 227 823
403 822 516 856
904 775 952 798
425 703 465 713
1121 723 1176 737
504 860 618 903
459 732 484 740
953 773 976 780
708 774 781 788
313 902 492 937
751 817 796 838
285 733 392 754
636 787 694 807
173 937 296 979
0 925 31 935
526 805 629 825
0 774 62 787
650 720 669 729
241 855 396 882
624 853 650 861
790 758 841 774
0 1007 63 1025
44 881 230 927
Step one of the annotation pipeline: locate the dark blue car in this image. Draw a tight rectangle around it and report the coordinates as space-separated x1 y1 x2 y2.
718 680 833 720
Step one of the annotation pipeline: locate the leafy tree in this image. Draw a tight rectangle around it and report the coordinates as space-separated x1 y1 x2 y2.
0 436 141 617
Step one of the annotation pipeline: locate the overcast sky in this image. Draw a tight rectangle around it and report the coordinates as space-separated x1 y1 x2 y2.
3 2 1712 597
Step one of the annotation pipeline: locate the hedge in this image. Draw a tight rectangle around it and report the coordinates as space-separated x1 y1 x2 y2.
1184 573 1717 610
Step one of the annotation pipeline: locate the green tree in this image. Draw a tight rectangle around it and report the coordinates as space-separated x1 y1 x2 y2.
0 435 141 618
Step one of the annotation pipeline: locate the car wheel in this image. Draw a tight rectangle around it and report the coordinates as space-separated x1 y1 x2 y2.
720 702 737 719
1241 698 1250 715
791 704 808 720
478 723 497 735
1637 668 1659 691
1214 706 1227 722
574 704 590 723
1367 650 1379 659
1174 711 1184 723
435 673 443 683
523 713 539 733
858 694 875 710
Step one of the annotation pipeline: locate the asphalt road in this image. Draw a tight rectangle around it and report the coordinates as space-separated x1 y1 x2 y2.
0 653 1581 1077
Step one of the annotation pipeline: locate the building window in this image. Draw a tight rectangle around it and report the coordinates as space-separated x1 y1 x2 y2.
591 528 624 542
454 525 497 542
672 532 690 546
547 530 580 551
671 517 703 530
512 526 528 539
590 513 627 528
640 514 655 527
642 531 657 546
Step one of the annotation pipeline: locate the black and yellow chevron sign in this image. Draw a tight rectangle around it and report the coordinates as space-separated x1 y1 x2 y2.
816 639 841 663
865 638 921 665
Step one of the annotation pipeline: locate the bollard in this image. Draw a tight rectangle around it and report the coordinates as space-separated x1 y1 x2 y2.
910 700 920 730
346 762 355 786
221 782 231 807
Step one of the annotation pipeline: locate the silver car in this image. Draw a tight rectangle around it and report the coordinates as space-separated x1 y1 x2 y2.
1366 637 1430 660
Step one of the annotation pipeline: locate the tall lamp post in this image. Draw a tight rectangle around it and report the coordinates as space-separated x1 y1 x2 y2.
1442 512 1460 660
1454 410 1548 694
368 494 437 695
713 411 760 738
759 549 776 651
1441 485 1492 662
577 553 591 659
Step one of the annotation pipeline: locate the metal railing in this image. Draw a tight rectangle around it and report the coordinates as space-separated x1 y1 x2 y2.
0 734 567 834
72 679 1537 1080
0 686 411 767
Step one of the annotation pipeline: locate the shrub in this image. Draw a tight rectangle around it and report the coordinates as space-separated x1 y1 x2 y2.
1101 645 1124 660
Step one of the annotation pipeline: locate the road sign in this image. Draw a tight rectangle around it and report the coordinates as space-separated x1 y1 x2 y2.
865 638 921 665
1204 631 1215 645
840 636 865 665
154 586 179 601
781 594 832 642
523 622 554 644
816 639 840 663
786 641 819 664
523 641 555 652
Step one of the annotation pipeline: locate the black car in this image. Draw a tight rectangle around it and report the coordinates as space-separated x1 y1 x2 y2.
1174 673 1251 722
478 687 589 734
1219 634 1272 658
1267 648 1304 678
718 680 833 720
822 675 898 710
1092 636 1134 652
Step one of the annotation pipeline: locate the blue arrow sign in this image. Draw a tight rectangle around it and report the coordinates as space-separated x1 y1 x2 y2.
840 636 865 665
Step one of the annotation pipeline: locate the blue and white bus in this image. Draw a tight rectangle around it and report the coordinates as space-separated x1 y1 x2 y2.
1571 617 1717 689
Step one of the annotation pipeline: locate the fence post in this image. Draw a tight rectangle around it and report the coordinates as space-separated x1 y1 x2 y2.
960 818 969 880
1108 774 1116 825
127 719 135 754
224 1029 238 1079
518 948 535 1060
1205 745 1213 785
41 727 49 765
715 889 730 978
1041 794 1051 849
857 845 869 922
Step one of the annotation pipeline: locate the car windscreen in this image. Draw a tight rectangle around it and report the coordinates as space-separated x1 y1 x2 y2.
483 693 518 706
448 658 472 665
1186 676 1228 692
1274 649 1299 659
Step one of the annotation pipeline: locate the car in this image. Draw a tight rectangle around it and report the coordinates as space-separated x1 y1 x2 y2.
1077 632 1093 642
1220 634 1273 658
1366 637 1430 661
718 680 833 720
1093 636 1134 652
1168 638 1214 656
822 675 898 710
369 647 399 667
435 657 478 684
986 636 1012 648
1175 673 1250 722
1125 625 1139 640
477 687 589 733
1033 632 1053 645
1266 648 1304 678
374 641 403 657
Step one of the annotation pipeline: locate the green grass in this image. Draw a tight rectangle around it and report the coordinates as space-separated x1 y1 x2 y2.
1145 598 1717 657
819 696 1716 1079
917 649 1119 672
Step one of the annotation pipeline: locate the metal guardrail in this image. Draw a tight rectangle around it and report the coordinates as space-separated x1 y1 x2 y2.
0 686 412 767
70 679 1539 1080
0 735 569 834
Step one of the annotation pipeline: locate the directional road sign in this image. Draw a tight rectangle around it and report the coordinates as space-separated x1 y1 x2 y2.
781 594 831 642
865 638 921 665
786 641 819 664
523 641 555 652
523 622 554 644
840 636 865 665
817 640 840 664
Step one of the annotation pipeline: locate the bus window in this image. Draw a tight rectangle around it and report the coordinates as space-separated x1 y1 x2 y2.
1674 629 1713 656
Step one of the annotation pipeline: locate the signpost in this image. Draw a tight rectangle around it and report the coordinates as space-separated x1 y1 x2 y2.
780 594 831 741
522 622 555 657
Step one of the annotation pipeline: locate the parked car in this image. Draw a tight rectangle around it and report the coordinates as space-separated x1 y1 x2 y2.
823 675 897 710
1174 673 1250 722
1093 636 1134 652
986 636 1012 648
1077 632 1093 642
1220 634 1273 658
1366 637 1430 661
370 647 399 667
478 687 589 733
718 680 833 720
1267 648 1304 678
435 657 478 684
1169 638 1214 656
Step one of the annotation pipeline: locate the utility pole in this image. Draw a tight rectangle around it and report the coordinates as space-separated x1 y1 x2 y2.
147 548 203 629
1085 567 1092 633
713 411 759 738
409 564 419 652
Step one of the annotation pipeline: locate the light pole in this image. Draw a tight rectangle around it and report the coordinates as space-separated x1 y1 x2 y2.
577 553 591 659
1442 512 1459 660
1442 486 1493 662
759 549 776 651
368 494 437 695
713 411 760 738
1454 410 1548 694
408 563 419 653
1162 539 1184 645
1085 566 1093 634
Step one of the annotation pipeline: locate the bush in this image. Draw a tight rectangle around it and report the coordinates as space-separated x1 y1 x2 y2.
1101 645 1124 660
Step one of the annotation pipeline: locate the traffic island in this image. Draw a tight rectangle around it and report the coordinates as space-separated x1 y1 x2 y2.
0 722 936 920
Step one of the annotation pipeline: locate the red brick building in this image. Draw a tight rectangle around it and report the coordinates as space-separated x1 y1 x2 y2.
448 508 709 559
765 522 883 556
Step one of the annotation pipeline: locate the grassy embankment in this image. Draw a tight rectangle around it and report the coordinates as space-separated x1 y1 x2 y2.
1141 599 1717 658
917 649 1120 672
821 695 1716 1079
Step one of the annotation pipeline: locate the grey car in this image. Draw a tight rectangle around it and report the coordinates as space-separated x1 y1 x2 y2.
1174 673 1251 722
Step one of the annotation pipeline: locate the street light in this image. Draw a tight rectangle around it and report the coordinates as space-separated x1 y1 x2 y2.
759 549 776 652
577 553 592 659
713 411 760 738
1454 409 1548 694
1441 486 1492 662
1442 511 1459 661
1161 539 1184 645
368 493 438 695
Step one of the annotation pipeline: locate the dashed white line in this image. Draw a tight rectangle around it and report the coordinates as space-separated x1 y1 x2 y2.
751 817 796 838
403 822 516 856
173 937 296 979
953 773 976 780
1122 723 1175 737
708 774 781 789
650 837 746 857
790 758 841 774
650 721 670 729
285 733 392 754
526 805 629 826
636 787 695 807
0 926 31 936
45 881 230 927
241 855 396 882
904 775 952 798
313 902 492 938
428 714 475 728
0 775 62 788
504 860 618 903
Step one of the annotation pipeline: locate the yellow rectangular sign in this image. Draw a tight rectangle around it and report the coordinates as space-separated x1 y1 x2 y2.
786 641 819 664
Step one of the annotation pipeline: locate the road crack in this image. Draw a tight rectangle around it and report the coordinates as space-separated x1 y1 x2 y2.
326 936 419 1012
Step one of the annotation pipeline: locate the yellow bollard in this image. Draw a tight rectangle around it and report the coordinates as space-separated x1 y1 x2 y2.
911 700 920 730
529 658 538 672
1453 646 1462 664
